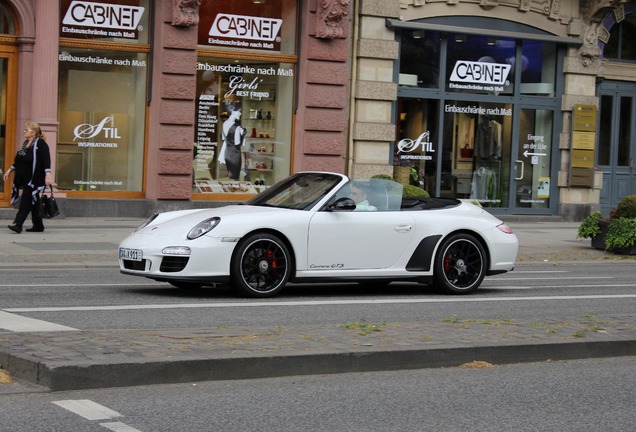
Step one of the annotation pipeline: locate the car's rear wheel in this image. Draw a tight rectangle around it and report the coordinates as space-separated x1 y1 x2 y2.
231 233 291 297
433 233 486 294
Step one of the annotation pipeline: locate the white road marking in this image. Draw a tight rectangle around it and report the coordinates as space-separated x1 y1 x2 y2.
5 292 636 314
52 400 122 420
100 422 143 432
489 276 613 281
0 311 77 332
506 271 569 274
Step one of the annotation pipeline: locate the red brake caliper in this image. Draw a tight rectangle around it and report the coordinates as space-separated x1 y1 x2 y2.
268 249 276 271
444 254 451 273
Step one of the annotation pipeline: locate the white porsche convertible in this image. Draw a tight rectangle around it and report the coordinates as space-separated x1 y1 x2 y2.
119 172 518 297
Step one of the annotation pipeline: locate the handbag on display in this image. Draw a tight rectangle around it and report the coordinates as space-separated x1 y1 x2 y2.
40 185 60 219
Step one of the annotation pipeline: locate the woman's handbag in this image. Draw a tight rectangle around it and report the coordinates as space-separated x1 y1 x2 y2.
40 186 60 218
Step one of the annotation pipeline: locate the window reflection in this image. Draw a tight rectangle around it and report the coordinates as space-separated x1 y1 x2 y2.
399 31 440 88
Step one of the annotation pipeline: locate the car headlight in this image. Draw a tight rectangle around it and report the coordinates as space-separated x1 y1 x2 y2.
135 213 159 232
187 217 221 240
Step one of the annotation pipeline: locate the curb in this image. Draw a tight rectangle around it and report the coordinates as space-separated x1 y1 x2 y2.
3 339 636 391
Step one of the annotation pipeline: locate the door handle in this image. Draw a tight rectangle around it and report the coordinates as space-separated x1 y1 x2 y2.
515 160 524 180
395 224 413 232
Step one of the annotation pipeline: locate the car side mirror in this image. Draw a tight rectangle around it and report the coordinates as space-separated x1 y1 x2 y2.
326 197 357 211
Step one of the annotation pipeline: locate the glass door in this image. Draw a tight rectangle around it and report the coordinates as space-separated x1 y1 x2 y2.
597 83 636 216
512 108 555 212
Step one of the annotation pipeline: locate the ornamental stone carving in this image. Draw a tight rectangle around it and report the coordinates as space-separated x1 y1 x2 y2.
549 0 563 20
579 20 602 67
172 0 201 27
480 0 498 9
315 0 350 39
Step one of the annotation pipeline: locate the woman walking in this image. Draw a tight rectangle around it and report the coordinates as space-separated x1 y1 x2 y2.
3 121 53 233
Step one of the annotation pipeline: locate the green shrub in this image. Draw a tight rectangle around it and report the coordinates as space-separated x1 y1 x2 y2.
577 211 602 239
605 217 636 250
371 174 393 181
402 184 430 198
613 195 636 219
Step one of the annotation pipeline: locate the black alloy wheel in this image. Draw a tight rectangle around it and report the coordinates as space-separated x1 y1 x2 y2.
231 233 291 297
433 233 487 294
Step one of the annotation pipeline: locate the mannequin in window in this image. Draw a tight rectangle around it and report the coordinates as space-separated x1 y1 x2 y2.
218 101 246 180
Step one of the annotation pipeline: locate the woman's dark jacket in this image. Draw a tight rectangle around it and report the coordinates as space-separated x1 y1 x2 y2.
10 138 51 205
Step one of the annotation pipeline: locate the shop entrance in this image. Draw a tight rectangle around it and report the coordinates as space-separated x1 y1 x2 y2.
512 107 555 212
0 45 18 207
397 98 556 213
598 81 636 216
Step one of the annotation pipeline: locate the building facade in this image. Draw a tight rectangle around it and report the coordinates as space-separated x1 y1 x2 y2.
351 0 636 220
0 0 634 220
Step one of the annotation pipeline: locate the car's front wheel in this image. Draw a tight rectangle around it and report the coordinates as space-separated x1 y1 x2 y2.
231 233 291 297
433 233 486 294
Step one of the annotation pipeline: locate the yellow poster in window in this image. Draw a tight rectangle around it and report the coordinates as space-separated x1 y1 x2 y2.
537 176 550 199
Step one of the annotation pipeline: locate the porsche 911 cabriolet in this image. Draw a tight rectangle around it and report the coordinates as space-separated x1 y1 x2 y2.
119 172 518 297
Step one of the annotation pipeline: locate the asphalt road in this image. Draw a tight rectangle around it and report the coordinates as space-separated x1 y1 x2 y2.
0 262 635 332
1 356 635 432
1 244 635 431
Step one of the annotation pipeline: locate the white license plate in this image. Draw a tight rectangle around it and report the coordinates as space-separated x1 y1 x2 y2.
119 248 143 261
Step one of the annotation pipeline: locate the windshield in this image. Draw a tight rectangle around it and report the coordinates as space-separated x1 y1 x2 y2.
245 173 343 210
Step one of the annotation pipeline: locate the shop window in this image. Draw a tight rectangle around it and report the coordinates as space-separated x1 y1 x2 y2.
445 35 515 95
394 99 439 194
399 31 440 88
56 1 151 194
520 41 556 96
441 101 513 208
56 48 148 192
193 59 295 196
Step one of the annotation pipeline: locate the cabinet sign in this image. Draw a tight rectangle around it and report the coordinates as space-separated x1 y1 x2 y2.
198 3 284 51
450 60 511 85
60 0 144 40
210 14 282 42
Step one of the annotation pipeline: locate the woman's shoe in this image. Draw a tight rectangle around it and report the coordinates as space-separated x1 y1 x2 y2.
8 224 22 234
26 227 44 232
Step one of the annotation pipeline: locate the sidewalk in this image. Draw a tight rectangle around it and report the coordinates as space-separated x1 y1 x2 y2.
1 217 635 392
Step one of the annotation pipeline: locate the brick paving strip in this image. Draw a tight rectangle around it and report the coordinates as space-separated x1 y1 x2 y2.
1 315 636 391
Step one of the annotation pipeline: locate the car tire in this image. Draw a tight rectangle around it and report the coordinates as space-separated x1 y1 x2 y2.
433 233 487 294
231 233 291 298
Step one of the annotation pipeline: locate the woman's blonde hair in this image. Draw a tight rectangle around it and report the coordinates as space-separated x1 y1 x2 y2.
26 121 46 141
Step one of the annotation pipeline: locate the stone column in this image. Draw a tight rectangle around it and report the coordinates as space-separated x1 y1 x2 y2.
145 0 198 201
293 0 354 173
31 0 60 153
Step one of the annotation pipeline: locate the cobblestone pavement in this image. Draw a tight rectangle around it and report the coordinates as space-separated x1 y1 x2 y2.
0 217 635 391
